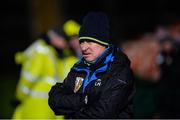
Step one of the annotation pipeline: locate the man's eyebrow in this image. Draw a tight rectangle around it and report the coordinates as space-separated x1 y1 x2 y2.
80 39 92 43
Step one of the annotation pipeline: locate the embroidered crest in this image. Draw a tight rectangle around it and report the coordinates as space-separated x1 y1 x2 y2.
95 79 101 87
74 77 84 93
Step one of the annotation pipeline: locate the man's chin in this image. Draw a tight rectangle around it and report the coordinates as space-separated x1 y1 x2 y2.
84 58 93 62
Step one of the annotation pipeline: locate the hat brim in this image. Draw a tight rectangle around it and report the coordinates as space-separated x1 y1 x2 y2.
79 37 109 46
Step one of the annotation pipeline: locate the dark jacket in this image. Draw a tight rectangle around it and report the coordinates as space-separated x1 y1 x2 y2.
48 46 135 118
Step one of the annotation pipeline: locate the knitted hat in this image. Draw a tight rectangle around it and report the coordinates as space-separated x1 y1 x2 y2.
79 12 110 46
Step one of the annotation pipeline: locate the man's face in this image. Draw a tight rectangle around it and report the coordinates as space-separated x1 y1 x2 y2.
48 30 67 49
51 35 67 49
80 40 106 62
69 36 80 49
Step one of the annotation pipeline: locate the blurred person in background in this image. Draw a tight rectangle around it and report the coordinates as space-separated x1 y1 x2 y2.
56 19 82 80
12 28 69 119
48 12 135 119
122 33 161 118
56 20 81 81
122 35 161 82
155 19 180 118
63 19 82 58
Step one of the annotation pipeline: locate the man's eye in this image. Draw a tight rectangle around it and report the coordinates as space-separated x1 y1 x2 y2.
79 41 86 44
79 41 83 44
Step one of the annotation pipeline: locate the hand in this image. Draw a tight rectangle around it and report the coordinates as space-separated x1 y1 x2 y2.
10 97 21 108
49 82 73 96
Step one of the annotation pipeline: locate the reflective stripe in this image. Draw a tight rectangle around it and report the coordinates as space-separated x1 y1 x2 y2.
19 84 48 98
30 90 48 99
21 70 59 84
21 70 38 82
19 84 30 95
44 76 57 85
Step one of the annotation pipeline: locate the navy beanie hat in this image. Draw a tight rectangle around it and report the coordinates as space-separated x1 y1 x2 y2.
79 12 110 46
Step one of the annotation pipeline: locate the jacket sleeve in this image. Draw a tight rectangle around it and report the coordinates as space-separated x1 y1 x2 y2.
72 73 135 118
48 75 86 115
15 52 45 101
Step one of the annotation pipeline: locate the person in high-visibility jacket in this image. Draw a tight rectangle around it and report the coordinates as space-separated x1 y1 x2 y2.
12 28 72 119
63 19 82 58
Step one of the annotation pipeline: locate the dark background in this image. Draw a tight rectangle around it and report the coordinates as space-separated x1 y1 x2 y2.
0 0 180 118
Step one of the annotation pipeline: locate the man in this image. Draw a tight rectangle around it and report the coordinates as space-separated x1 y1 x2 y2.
12 28 69 119
63 19 82 58
48 12 135 118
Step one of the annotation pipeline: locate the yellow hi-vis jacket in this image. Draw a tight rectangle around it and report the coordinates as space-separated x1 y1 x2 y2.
13 39 78 119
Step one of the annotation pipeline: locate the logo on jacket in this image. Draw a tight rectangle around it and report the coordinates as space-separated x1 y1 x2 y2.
74 77 84 93
95 79 101 87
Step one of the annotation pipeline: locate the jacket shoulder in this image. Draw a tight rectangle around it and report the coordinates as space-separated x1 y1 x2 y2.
26 39 54 56
108 48 134 85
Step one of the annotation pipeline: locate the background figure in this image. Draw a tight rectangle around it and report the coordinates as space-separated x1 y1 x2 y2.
56 20 82 80
122 34 161 118
155 20 180 118
12 28 68 119
122 35 161 81
63 19 82 58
